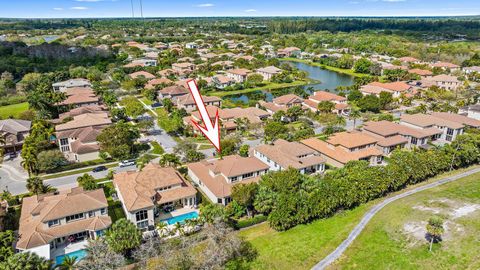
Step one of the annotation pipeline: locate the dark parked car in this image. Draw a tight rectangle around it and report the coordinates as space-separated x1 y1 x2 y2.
151 102 162 108
92 166 107 173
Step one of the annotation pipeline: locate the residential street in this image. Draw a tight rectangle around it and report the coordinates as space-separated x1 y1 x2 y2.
311 167 480 270
0 160 137 195
137 99 178 153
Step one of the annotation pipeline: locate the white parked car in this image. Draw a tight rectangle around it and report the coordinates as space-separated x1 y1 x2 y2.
119 159 136 167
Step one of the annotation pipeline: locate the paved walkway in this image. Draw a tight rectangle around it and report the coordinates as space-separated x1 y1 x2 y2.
312 166 480 270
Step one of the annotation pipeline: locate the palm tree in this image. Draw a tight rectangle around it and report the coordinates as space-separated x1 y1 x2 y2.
156 222 168 237
173 222 184 236
26 177 52 195
426 216 444 252
55 256 77 270
349 109 361 129
21 147 38 176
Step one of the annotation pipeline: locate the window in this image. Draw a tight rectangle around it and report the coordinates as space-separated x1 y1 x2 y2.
242 172 254 179
137 220 148 229
61 145 70 152
411 138 418 145
48 219 59 227
135 210 148 222
88 211 95 218
231 176 238 182
66 213 85 223
447 128 454 136
100 208 107 215
60 138 69 146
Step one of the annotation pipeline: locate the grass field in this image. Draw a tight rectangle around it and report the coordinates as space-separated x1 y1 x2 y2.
0 102 29 118
280 58 370 78
328 170 480 270
239 167 480 270
239 203 372 270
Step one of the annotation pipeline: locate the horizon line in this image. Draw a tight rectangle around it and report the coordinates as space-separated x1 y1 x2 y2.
1 14 480 20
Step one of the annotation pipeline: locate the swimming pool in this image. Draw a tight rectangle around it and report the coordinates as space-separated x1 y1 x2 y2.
161 211 199 225
55 249 87 266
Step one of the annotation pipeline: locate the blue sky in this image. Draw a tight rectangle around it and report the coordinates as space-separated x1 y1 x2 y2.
1 0 480 18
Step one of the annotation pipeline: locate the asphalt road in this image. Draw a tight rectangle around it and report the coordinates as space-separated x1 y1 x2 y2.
311 166 480 270
0 164 137 195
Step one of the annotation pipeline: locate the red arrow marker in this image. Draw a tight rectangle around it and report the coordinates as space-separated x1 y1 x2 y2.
187 79 221 152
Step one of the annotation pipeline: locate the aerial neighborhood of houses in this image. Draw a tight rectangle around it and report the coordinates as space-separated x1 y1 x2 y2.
1 17 480 269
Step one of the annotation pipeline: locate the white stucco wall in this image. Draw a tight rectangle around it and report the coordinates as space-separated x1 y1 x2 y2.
23 244 51 260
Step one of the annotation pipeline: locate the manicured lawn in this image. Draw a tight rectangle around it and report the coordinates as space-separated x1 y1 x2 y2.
108 200 126 223
239 203 372 270
0 102 29 118
140 97 153 106
207 80 309 98
150 141 165 155
240 167 480 270
329 170 480 270
281 58 370 78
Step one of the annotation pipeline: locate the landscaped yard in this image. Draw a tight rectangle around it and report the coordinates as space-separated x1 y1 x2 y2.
239 167 480 270
0 102 29 118
328 170 480 270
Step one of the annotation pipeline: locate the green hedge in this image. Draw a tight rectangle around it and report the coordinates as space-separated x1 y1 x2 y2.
256 133 480 231
235 215 267 229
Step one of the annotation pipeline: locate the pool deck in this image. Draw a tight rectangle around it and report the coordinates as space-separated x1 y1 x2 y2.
52 240 87 259
157 207 198 223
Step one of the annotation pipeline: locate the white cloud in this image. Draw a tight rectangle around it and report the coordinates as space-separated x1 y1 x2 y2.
196 3 214 7
53 7 64 11
244 9 257 12
70 6 89 10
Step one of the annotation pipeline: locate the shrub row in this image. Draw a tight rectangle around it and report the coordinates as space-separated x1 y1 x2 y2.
255 133 480 231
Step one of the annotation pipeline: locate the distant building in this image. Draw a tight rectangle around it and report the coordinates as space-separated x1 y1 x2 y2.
57 87 100 108
0 119 31 153
55 112 111 162
175 94 221 112
303 91 350 115
259 94 304 114
360 81 412 98
459 104 480 121
52 79 91 92
226 68 251 83
256 66 282 81
422 74 461 91
172 62 196 74
301 132 383 168
400 113 464 143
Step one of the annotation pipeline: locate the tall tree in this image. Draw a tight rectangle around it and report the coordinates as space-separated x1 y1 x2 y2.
77 174 97 191
97 121 140 160
26 177 52 195
0 252 51 270
78 238 125 270
105 219 142 255
231 183 258 217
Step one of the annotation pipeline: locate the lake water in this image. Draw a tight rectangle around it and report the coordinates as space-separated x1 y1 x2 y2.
287 61 355 92
225 61 354 104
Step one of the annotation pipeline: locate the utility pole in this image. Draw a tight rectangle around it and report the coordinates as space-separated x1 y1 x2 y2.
131 0 135 17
